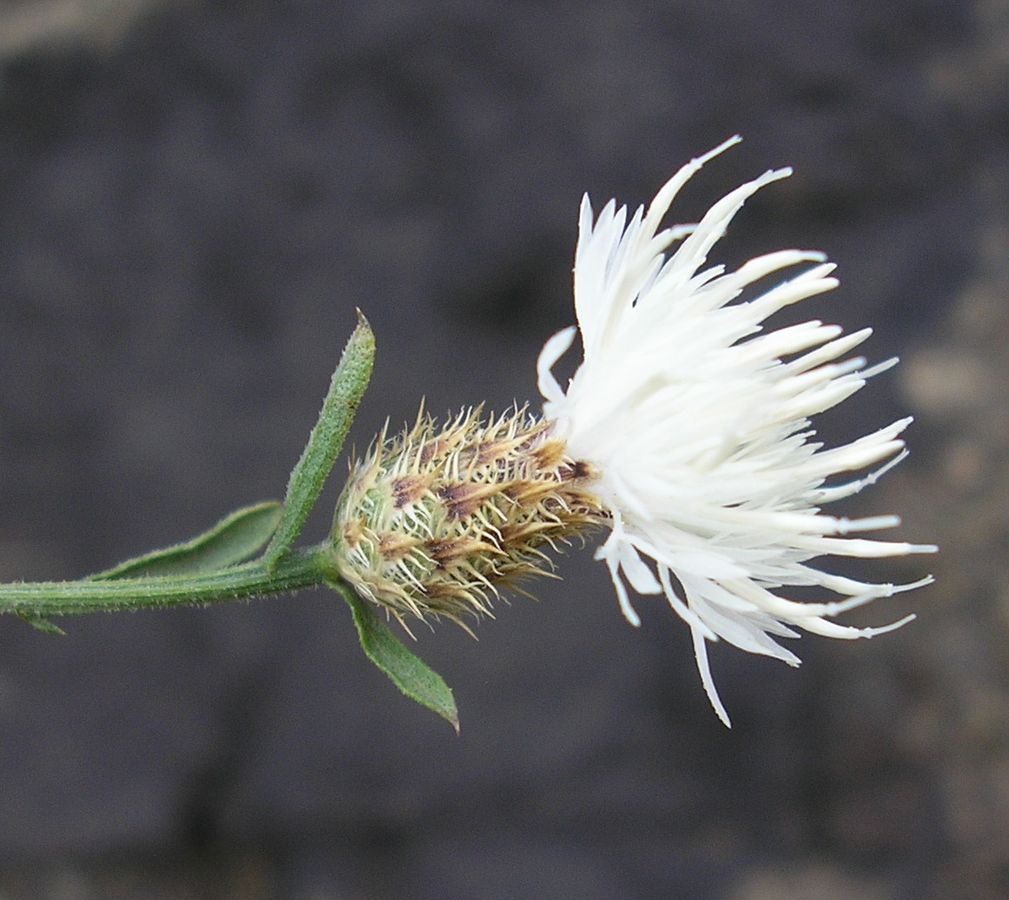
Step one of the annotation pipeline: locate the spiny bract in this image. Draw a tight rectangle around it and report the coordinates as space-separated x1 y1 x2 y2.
330 406 602 631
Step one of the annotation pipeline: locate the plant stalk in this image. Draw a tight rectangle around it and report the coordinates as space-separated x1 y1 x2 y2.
0 545 327 618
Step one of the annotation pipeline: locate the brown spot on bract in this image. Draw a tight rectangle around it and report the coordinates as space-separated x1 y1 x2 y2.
425 539 462 568
560 459 594 481
393 475 427 508
420 438 446 466
342 519 364 546
439 482 500 519
379 533 416 561
532 439 566 470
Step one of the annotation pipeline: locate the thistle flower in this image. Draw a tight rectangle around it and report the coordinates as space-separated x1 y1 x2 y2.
333 135 935 725
538 135 936 724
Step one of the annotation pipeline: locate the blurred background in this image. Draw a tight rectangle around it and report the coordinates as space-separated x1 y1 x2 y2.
0 0 1003 897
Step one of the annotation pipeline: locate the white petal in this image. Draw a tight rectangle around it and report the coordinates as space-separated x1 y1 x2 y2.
537 326 576 409
692 626 732 727
539 139 934 724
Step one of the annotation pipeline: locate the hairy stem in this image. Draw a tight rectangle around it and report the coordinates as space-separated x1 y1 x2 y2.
0 546 327 618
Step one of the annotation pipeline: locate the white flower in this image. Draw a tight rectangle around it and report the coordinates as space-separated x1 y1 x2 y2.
537 136 937 726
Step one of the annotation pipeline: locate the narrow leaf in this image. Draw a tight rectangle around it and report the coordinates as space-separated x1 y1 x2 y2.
17 611 66 635
93 501 283 580
265 313 375 570
335 582 459 732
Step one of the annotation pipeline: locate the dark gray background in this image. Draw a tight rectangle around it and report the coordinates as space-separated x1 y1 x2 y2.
0 1 1003 897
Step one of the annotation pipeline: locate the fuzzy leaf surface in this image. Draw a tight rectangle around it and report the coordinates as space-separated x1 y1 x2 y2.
93 501 283 580
17 611 66 635
336 582 459 732
265 314 375 569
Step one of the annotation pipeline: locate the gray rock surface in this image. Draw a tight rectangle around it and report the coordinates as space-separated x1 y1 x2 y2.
0 0 1002 897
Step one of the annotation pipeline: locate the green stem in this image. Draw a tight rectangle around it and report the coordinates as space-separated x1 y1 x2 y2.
0 546 328 618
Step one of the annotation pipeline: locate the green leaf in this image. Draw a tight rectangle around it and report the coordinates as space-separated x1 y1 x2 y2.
264 312 375 571
17 611 66 635
92 501 283 580
335 582 459 733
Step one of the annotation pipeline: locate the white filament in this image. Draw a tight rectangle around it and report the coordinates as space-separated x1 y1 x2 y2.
539 138 935 726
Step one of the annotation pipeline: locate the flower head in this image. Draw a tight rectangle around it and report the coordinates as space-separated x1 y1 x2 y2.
332 136 935 726
331 405 602 633
537 135 936 724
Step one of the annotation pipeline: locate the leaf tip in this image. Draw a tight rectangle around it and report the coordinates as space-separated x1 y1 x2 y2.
351 310 375 358
17 612 66 636
338 583 460 733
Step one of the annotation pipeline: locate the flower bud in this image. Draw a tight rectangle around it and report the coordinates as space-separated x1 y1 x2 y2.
329 406 602 630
